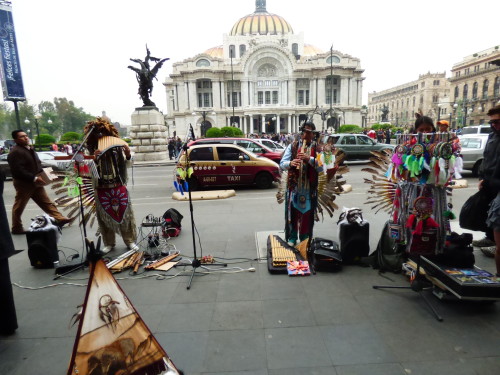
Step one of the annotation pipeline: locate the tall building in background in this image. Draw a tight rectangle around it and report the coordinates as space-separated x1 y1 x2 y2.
367 72 450 129
164 0 364 138
448 46 500 128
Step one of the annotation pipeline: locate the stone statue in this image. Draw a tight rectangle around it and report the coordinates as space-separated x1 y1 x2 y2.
128 46 169 107
380 105 389 122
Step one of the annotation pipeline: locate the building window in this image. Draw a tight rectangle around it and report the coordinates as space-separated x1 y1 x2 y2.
420 95 424 104
413 96 416 106
421 82 425 88
463 84 468 100
229 45 235 58
494 77 500 97
257 81 263 87
196 79 213 107
454 87 459 99
298 90 304 105
472 82 478 99
265 80 271 86
196 59 210 67
239 44 246 57
325 76 339 104
265 91 271 104
292 43 299 57
258 92 263 104
272 91 278 104
483 79 489 99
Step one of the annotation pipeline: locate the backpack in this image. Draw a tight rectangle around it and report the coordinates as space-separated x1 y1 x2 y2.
162 208 183 237
364 221 405 273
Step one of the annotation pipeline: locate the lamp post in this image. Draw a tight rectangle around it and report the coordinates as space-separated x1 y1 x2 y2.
24 114 52 150
318 107 335 133
229 48 235 126
437 103 441 122
453 101 473 128
192 110 215 137
448 112 452 128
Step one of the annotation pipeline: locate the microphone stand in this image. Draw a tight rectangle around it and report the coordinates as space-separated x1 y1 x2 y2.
181 128 227 290
54 126 99 278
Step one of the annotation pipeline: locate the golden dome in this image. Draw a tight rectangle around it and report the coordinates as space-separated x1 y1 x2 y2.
230 1 293 36
303 44 323 56
204 46 223 58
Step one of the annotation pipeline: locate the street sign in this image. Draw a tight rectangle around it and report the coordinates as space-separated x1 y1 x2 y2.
0 3 25 100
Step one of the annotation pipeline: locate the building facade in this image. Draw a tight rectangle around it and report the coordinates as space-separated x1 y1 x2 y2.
164 0 365 138
367 72 451 129
448 46 500 128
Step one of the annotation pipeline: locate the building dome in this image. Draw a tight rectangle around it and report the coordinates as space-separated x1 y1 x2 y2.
230 1 293 36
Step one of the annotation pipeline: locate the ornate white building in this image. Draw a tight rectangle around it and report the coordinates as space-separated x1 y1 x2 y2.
164 0 365 138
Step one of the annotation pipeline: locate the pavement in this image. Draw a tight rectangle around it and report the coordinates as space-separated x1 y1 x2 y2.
1 165 499 375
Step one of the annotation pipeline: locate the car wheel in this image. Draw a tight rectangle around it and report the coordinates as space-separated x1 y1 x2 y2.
472 159 482 177
255 172 273 189
187 176 199 191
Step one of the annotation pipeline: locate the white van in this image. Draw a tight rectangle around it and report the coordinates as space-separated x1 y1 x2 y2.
461 125 491 136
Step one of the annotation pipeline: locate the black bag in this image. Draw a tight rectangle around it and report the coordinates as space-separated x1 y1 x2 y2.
364 221 405 273
309 238 342 271
459 190 491 232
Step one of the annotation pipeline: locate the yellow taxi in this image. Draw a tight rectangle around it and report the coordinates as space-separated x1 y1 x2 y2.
177 144 280 189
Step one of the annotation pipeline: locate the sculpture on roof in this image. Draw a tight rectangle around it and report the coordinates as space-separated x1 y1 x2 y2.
256 0 266 12
128 46 169 107
380 105 389 122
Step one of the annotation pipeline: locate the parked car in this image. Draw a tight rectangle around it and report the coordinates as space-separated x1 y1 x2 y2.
460 134 489 176
460 125 492 136
0 153 11 180
188 138 283 163
177 144 280 189
253 138 286 152
322 134 396 159
37 151 73 171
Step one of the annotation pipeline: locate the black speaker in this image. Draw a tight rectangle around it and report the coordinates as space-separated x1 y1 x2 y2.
26 231 59 269
339 220 370 264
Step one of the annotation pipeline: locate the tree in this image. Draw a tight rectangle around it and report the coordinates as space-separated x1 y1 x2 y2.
339 124 363 133
221 126 243 137
54 97 94 134
60 132 82 142
206 127 222 137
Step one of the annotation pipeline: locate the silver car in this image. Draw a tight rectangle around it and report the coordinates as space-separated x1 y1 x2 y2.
460 134 489 176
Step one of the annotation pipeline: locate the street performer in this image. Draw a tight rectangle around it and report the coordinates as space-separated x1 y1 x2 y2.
279 121 323 246
83 117 138 253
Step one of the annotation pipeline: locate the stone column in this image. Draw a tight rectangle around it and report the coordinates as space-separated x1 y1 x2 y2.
213 81 221 111
249 114 254 134
130 107 168 162
289 79 296 105
189 81 197 110
340 77 349 107
318 78 326 106
287 114 291 133
261 115 266 133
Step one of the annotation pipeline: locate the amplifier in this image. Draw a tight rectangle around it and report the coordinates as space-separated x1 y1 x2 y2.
26 231 59 268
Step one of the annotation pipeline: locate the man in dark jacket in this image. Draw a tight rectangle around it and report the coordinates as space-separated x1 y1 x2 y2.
480 105 500 276
7 130 70 234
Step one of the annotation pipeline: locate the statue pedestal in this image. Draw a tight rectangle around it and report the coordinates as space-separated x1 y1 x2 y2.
130 107 168 162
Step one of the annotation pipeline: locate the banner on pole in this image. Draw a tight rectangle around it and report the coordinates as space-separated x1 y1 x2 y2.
0 3 25 100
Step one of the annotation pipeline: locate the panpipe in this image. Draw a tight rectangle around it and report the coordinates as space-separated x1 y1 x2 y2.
270 235 296 267
97 136 128 158
109 251 144 272
145 252 180 270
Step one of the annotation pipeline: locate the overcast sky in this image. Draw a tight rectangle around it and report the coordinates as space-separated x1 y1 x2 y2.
8 0 499 126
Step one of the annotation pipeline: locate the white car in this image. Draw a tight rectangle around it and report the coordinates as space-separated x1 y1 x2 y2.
253 139 286 152
37 151 73 171
460 134 489 176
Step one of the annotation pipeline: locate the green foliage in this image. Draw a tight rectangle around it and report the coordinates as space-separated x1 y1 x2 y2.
371 123 393 130
206 127 222 137
220 126 243 137
37 134 56 145
54 97 94 134
60 132 82 142
339 124 362 133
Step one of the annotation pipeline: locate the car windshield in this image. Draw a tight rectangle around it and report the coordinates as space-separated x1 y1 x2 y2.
461 127 491 135
461 138 482 149
37 153 54 160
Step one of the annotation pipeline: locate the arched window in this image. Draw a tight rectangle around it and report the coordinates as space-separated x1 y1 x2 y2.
494 77 500 97
413 96 416 106
463 84 468 100
454 87 459 99
292 43 299 57
239 44 246 57
326 55 340 64
472 82 478 99
482 79 489 99
229 45 235 58
196 59 210 67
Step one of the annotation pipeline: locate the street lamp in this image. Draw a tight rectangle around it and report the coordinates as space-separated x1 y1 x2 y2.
317 107 335 133
192 110 215 137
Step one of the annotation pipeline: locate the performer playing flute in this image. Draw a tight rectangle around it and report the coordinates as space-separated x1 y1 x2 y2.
279 121 323 246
